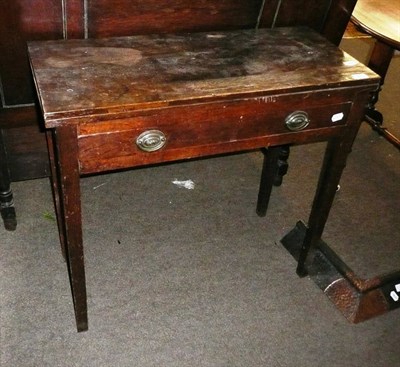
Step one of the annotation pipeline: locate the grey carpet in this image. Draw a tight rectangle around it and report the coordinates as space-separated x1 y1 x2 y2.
1 38 399 366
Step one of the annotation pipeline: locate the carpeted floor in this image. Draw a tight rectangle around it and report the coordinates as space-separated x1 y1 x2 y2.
1 38 399 367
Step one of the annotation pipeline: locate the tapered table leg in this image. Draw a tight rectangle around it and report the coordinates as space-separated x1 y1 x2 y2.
52 125 88 332
256 147 280 217
296 90 372 276
46 130 67 258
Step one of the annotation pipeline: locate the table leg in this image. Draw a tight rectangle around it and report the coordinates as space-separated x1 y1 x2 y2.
273 145 290 187
256 147 280 217
52 125 88 332
46 131 67 259
296 136 346 276
296 90 372 276
0 130 17 231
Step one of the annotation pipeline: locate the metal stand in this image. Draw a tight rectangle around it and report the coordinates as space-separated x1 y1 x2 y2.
282 222 400 323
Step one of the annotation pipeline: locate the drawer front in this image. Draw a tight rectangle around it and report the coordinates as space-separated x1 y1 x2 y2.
78 92 352 173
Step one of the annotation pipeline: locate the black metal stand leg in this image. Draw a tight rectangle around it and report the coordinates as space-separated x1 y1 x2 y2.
256 147 280 217
0 130 17 231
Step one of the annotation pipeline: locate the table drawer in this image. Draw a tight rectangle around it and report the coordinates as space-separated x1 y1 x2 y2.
78 93 352 173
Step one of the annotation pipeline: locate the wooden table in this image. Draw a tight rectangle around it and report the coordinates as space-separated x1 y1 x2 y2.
29 27 379 332
351 0 400 148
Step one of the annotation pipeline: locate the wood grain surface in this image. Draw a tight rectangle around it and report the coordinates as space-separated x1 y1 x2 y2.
29 27 378 127
352 0 400 48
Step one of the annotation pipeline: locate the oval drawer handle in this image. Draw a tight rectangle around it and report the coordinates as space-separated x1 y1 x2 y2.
136 130 166 152
285 111 310 131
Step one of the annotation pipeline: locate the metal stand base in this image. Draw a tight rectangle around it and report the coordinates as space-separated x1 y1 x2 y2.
282 221 400 323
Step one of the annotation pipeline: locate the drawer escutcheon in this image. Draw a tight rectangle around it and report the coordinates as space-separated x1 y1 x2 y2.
285 111 310 131
136 130 167 152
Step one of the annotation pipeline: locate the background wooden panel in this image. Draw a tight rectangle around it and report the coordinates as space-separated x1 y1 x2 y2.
0 0 63 106
322 0 359 45
258 0 281 28
260 0 331 31
65 0 85 39
0 0 359 185
3 126 49 181
86 0 265 37
259 0 358 45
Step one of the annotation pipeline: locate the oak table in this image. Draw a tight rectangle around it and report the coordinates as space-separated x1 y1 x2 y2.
351 0 400 148
29 27 379 331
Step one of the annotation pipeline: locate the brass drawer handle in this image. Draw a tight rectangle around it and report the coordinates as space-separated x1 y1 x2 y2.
285 111 310 131
136 130 166 152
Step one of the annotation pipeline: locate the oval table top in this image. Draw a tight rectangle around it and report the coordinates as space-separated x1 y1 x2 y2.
352 0 400 49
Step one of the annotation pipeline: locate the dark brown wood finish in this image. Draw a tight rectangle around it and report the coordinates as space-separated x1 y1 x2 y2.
86 0 264 37
30 28 376 123
0 131 16 230
256 147 281 216
296 88 373 276
352 0 400 49
1 0 362 230
351 0 400 149
258 0 358 187
75 95 352 174
267 0 331 30
51 125 87 331
29 27 379 331
322 0 358 45
46 130 67 259
0 0 63 106
258 0 358 45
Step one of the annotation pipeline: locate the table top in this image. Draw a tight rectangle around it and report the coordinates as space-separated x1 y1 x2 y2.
28 27 378 127
352 0 400 49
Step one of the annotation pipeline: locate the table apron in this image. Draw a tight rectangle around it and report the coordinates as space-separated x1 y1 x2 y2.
77 92 354 174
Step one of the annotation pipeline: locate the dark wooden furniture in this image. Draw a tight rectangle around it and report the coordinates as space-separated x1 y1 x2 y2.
0 0 360 230
29 26 379 331
291 0 400 324
351 0 400 148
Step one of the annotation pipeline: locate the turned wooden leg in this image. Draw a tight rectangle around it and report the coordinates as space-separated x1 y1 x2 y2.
52 125 88 332
273 145 290 187
367 40 393 107
0 186 16 231
0 131 17 231
256 147 280 217
364 40 399 148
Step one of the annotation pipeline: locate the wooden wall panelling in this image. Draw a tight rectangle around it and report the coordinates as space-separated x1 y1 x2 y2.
257 0 282 28
273 0 332 31
259 0 332 31
0 105 49 180
258 0 359 46
0 0 64 107
64 0 85 38
3 125 50 181
85 0 265 37
321 0 358 45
